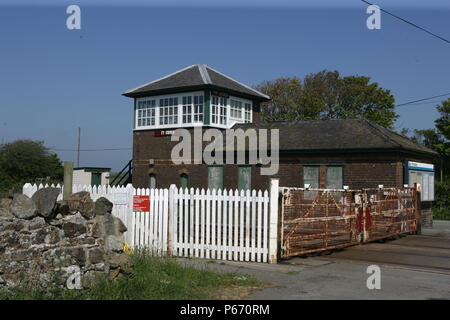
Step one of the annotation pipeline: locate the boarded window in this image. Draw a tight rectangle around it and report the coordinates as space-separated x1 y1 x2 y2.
238 166 252 191
149 174 156 189
180 173 188 189
303 166 319 188
326 166 343 189
208 166 223 191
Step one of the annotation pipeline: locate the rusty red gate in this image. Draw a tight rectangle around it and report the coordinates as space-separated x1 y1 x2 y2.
280 187 419 258
362 187 418 242
280 188 360 258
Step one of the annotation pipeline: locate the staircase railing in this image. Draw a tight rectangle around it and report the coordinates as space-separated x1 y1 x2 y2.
110 159 132 186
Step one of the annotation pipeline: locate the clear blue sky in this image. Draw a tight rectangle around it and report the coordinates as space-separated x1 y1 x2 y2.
0 1 449 171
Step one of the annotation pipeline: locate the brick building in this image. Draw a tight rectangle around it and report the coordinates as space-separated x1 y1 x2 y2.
123 64 437 205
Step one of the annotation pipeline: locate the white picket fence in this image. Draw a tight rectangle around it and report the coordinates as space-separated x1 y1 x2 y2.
22 180 279 263
171 188 270 262
131 187 169 255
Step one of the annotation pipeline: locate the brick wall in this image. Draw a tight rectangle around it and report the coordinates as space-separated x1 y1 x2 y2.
343 162 403 189
133 128 434 194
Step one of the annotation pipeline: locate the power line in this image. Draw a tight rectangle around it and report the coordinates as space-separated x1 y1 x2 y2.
396 92 450 107
401 99 446 106
361 0 450 45
51 147 132 152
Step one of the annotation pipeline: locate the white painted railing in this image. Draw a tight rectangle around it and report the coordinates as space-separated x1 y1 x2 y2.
23 180 279 263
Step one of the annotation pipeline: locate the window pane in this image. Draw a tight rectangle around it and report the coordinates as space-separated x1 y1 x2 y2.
428 172 435 201
136 99 156 128
303 166 319 188
238 166 252 191
326 166 343 189
208 166 223 190
410 171 435 201
422 172 429 200
180 174 188 189
149 174 156 189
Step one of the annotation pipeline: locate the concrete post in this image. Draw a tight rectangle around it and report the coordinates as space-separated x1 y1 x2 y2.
63 161 73 200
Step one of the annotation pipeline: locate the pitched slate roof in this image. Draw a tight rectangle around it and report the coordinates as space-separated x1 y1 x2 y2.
227 118 437 156
123 64 270 101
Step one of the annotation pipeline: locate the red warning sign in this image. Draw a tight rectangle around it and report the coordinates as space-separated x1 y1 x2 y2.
133 195 150 212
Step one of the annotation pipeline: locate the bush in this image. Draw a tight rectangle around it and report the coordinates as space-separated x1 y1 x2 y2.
432 179 450 221
0 140 63 193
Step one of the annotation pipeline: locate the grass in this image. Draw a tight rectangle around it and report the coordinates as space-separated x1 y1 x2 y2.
0 253 262 300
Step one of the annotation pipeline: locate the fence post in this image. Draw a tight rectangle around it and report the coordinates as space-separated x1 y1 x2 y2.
269 178 279 264
168 184 176 256
125 184 134 245
130 186 136 248
415 185 422 235
63 161 73 200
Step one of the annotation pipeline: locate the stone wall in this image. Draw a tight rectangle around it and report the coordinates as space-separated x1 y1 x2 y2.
0 188 132 289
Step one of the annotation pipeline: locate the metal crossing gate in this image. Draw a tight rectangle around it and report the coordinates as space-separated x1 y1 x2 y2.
280 188 360 258
280 187 419 258
362 188 418 242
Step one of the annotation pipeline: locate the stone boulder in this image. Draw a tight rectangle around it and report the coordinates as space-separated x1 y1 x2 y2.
105 235 125 252
91 213 127 238
107 252 133 276
31 187 60 219
11 194 37 220
56 200 74 216
55 200 70 215
0 198 13 218
62 212 87 238
66 192 95 219
93 197 113 216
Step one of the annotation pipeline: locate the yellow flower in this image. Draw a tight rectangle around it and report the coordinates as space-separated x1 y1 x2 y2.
123 242 133 255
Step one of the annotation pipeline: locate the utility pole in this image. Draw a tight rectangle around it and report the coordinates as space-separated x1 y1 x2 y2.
77 127 81 167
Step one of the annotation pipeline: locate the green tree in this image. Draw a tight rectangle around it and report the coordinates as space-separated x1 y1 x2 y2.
401 98 450 220
0 140 63 193
255 77 304 122
256 70 398 128
401 128 445 150
434 98 450 156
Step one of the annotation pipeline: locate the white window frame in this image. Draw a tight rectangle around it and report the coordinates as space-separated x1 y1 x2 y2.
134 92 253 130
193 95 204 123
210 95 252 128
230 99 243 120
182 95 192 124
159 96 179 125
211 95 228 126
134 91 205 130
244 102 252 123
136 98 156 127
